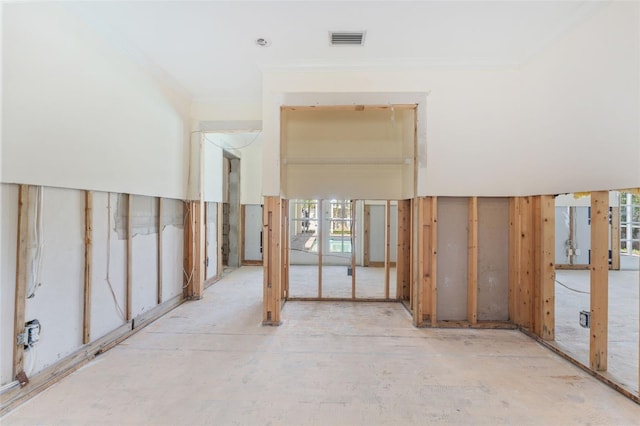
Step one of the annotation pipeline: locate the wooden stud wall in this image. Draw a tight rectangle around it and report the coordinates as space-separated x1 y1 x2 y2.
384 200 391 299
509 195 555 338
13 185 30 378
467 197 478 325
126 194 133 320
396 200 411 301
414 197 437 326
281 199 289 300
83 191 93 344
157 198 163 304
263 196 282 325
351 200 357 299
363 205 370 267
590 191 609 371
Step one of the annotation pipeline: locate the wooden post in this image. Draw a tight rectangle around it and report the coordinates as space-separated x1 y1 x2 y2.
263 196 281 325
521 197 534 330
430 197 438 326
610 206 620 270
468 197 478 325
126 194 132 321
281 199 289 300
413 198 426 326
157 198 163 304
318 199 323 298
539 195 555 341
533 196 542 335
384 200 391 299
590 191 609 371
396 199 411 301
351 200 356 299
83 191 93 344
363 205 370 267
414 197 437 326
217 203 223 278
508 197 521 325
13 185 30 377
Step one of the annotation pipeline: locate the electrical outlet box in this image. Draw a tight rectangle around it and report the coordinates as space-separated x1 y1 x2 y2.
579 311 590 328
18 319 41 350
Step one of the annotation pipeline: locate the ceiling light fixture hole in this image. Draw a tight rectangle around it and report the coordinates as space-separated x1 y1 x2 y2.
256 38 270 47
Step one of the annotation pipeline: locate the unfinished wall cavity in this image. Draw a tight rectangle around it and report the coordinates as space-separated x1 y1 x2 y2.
368 203 397 264
0 184 186 391
206 202 218 279
477 198 509 321
436 197 468 321
243 204 263 262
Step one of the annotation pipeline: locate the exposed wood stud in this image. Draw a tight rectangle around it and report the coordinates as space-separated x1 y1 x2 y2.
363 205 370 267
521 197 534 330
413 197 426 326
590 191 609 371
13 185 30 377
508 198 519 325
351 200 356 299
569 206 576 266
610 206 620 271
263 196 282 325
533 196 542 336
83 191 93 344
157 198 163 304
539 195 555 341
467 197 478 325
430 197 438 326
318 199 323 298
281 199 289 300
384 200 391 299
240 204 246 265
204 203 209 280
396 199 411 301
217 203 223 278
126 194 132 321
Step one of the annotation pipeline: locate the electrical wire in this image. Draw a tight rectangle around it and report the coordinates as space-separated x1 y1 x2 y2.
203 132 261 151
25 344 37 376
27 186 45 298
555 279 590 295
105 193 126 320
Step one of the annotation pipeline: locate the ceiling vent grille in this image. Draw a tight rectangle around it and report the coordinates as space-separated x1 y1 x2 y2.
329 31 366 46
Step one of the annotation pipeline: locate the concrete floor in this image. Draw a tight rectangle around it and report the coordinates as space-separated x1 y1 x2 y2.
554 270 639 395
2 266 639 425
289 265 397 299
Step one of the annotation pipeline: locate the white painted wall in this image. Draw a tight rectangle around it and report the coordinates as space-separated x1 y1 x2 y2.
262 72 522 197
261 3 639 198
2 3 190 199
203 142 223 203
1 184 17 386
520 1 640 195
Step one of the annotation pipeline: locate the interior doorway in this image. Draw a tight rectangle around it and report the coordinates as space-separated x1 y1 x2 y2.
222 154 241 269
287 199 409 302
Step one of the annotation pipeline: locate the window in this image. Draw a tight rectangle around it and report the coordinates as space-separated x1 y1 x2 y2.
329 200 352 253
620 192 640 256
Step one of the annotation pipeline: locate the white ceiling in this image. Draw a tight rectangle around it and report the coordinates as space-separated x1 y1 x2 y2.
64 1 603 103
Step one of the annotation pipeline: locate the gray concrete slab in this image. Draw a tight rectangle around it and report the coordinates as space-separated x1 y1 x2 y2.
2 266 639 425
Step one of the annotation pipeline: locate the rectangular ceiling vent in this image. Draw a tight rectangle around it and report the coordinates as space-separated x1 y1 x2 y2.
329 31 366 46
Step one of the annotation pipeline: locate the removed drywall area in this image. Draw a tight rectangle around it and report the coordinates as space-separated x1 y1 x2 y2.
436 197 468 321
1 184 18 386
477 198 509 321
244 204 263 262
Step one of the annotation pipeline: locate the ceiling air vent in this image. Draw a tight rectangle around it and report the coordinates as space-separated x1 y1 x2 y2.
329 31 366 46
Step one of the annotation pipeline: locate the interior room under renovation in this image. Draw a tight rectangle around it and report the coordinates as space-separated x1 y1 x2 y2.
1 1 639 424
